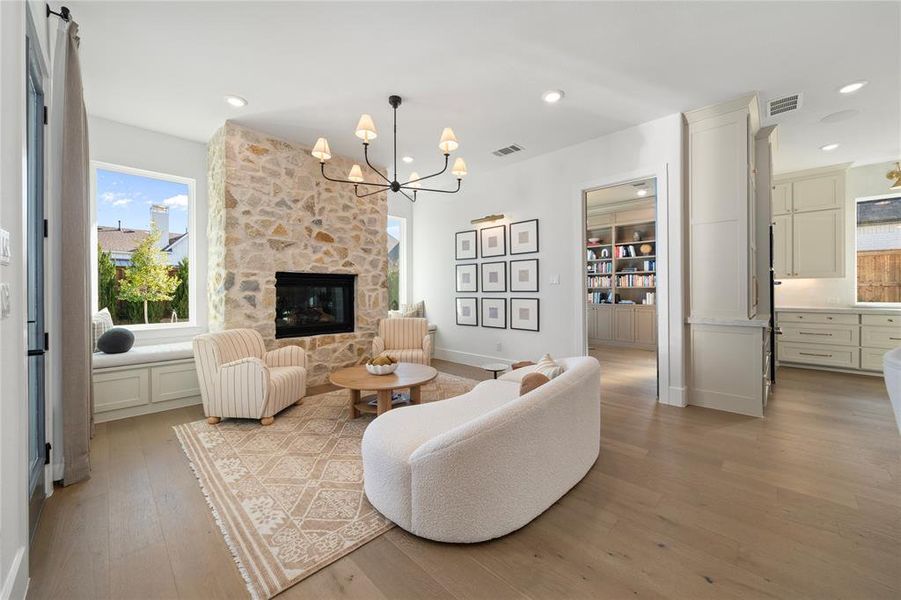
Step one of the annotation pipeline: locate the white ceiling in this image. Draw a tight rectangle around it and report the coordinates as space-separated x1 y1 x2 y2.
62 1 900 177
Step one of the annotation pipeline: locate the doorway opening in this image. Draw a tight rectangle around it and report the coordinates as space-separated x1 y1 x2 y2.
583 177 659 398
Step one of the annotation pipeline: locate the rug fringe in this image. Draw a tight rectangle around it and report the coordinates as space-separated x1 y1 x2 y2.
173 425 263 600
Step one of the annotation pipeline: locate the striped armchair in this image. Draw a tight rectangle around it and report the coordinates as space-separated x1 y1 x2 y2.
372 318 431 365
193 329 306 426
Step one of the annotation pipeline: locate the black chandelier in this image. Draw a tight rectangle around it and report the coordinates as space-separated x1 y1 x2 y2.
312 95 467 202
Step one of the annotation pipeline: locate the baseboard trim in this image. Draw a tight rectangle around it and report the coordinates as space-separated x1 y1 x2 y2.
434 347 512 368
1 545 27 600
661 385 687 407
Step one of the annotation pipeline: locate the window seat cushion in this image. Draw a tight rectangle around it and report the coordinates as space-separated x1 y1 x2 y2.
92 341 194 370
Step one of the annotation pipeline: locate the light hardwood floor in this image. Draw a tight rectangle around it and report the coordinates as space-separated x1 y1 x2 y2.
29 348 900 599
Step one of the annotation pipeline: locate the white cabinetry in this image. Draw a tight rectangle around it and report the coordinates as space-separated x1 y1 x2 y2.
776 308 901 374
772 166 847 279
684 95 773 417
93 357 201 423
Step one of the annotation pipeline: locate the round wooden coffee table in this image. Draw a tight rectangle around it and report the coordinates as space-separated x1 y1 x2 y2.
329 363 438 417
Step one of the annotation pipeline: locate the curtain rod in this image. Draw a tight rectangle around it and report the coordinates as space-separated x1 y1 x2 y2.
47 4 71 22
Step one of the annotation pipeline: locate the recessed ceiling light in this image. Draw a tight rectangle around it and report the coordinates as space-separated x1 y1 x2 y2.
838 81 867 94
820 143 840 151
542 89 565 104
225 95 247 108
402 156 414 164
637 189 648 197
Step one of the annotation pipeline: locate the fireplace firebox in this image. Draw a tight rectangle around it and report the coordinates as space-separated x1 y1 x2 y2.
275 272 355 338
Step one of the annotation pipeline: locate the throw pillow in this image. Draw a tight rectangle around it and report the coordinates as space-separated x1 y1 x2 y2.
511 360 536 371
535 354 565 379
97 327 135 354
388 310 404 319
520 372 550 396
399 301 425 318
91 308 114 352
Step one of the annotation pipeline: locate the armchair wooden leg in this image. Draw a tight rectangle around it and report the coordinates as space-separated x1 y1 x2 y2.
206 416 221 425
260 417 274 426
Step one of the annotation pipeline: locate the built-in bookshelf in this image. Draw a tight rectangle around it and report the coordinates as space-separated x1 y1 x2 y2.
586 219 656 305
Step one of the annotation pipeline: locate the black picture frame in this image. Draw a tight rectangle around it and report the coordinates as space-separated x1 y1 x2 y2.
455 297 478 327
510 297 540 331
509 258 539 292
455 263 478 293
509 219 539 255
455 229 477 260
480 261 507 293
481 298 507 329
479 225 507 258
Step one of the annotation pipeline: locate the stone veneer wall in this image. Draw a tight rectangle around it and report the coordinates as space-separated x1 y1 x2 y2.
207 122 388 385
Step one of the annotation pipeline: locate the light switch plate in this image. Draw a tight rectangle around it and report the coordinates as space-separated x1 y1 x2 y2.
0 228 10 266
549 274 560 285
0 283 10 319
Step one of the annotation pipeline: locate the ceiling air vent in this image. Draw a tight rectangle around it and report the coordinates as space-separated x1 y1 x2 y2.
492 143 524 157
766 93 803 118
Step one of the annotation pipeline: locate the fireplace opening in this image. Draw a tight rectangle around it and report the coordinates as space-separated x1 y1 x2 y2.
275 272 356 338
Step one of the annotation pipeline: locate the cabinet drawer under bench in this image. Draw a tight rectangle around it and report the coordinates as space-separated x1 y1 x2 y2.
777 311 858 325
777 341 859 370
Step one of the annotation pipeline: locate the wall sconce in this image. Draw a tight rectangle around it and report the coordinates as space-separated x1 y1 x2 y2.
471 214 505 225
887 162 901 191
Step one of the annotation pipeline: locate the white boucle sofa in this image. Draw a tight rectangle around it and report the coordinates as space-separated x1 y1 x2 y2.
361 356 601 543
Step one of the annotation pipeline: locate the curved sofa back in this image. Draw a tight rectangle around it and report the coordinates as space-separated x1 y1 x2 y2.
407 356 601 542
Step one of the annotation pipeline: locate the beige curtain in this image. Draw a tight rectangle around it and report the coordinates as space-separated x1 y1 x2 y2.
55 20 92 485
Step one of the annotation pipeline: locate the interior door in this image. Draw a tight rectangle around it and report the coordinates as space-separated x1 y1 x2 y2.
26 36 48 538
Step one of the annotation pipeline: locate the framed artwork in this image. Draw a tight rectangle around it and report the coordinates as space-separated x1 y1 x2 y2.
456 297 478 326
510 298 539 331
455 263 478 293
481 298 506 329
510 219 539 255
455 229 477 260
509 258 539 292
480 225 506 258
481 261 507 293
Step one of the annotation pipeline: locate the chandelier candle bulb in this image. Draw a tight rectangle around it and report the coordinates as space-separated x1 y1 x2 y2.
408 172 422 188
452 157 468 178
347 164 364 182
355 114 378 142
312 137 331 161
439 128 459 153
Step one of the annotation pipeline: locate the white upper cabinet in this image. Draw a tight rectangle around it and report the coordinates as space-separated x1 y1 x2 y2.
772 165 847 279
792 174 842 212
792 210 843 278
772 183 792 215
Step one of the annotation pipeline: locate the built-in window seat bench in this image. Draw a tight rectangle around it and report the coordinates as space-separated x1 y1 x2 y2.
92 341 201 423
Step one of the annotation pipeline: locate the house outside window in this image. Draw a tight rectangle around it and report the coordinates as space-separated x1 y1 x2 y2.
856 195 901 304
387 215 407 310
92 162 196 326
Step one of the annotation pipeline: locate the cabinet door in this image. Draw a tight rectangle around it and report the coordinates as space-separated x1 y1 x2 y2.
614 307 635 342
792 175 842 213
772 183 792 215
586 306 597 339
792 209 843 277
772 213 793 278
635 308 656 345
595 306 614 340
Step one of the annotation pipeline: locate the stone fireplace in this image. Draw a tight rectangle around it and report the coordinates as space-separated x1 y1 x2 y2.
207 122 388 384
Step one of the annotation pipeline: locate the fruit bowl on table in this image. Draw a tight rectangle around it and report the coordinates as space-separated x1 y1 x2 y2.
366 362 398 375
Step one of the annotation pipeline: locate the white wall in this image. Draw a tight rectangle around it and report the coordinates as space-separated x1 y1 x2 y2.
0 1 31 597
775 160 901 307
412 114 686 405
88 115 209 343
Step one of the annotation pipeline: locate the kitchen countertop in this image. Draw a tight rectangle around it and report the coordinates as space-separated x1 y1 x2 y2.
776 305 901 315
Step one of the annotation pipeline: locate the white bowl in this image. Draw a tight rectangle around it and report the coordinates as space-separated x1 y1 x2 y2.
366 362 398 375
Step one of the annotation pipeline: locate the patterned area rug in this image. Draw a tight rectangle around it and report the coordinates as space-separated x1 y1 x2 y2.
174 372 477 599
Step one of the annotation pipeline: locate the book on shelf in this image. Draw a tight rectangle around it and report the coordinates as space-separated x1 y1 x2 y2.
616 274 656 287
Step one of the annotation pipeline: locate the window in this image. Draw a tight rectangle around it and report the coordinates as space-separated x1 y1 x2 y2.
387 215 407 310
92 162 196 326
856 195 901 304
